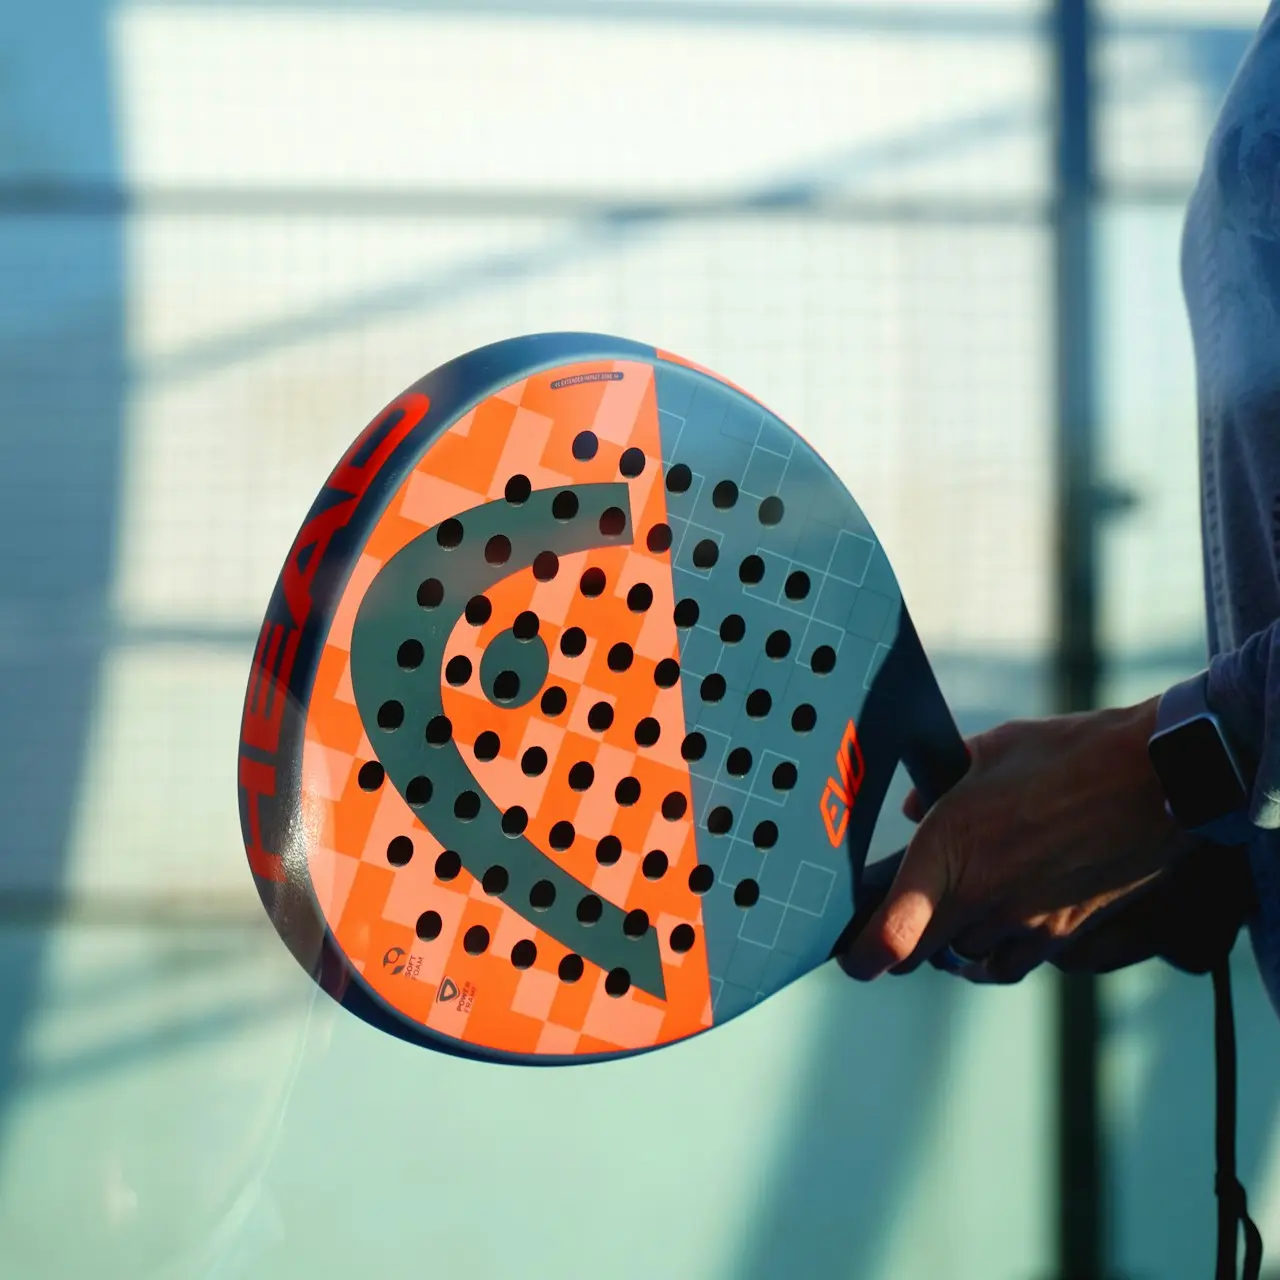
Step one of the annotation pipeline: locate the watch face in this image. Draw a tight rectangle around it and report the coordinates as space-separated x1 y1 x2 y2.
1149 716 1249 830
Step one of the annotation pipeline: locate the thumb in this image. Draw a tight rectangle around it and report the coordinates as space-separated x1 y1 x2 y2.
840 814 957 981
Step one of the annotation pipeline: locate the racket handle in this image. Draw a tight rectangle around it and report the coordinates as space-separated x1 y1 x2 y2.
896 612 972 811
832 613 971 952
852 714 971 923
838 714 970 947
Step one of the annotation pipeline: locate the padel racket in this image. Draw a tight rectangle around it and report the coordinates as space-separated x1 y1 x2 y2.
237 332 969 1065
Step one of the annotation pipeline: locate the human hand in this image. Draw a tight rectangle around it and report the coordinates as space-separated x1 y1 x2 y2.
1051 837 1255 976
840 698 1202 984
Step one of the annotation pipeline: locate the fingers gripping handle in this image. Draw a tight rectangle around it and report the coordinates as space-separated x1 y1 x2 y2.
841 855 903 945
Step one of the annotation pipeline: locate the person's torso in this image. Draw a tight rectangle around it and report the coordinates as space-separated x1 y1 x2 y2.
1183 2 1280 656
1182 0 1280 1010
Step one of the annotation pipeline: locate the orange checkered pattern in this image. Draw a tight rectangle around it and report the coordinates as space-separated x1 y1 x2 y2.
300 361 715 1058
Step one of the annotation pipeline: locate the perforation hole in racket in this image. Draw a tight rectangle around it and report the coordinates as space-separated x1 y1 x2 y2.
619 447 646 478
552 490 579 521
646 524 672 554
397 639 424 670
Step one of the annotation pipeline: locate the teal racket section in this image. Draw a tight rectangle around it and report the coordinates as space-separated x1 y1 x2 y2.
653 362 906 1024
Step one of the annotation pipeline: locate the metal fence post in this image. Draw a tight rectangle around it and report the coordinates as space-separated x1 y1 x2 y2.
1051 1 1106 1278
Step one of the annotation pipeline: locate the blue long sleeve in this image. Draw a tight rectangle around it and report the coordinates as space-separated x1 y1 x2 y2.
1180 2 1280 1011
1208 622 1280 829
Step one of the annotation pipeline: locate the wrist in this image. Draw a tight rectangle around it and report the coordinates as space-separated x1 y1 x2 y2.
1121 696 1188 835
1068 699 1202 867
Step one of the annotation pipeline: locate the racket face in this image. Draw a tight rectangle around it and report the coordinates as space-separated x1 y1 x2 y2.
238 333 912 1065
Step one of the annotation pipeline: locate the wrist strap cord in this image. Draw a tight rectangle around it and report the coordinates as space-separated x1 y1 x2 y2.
1212 956 1263 1280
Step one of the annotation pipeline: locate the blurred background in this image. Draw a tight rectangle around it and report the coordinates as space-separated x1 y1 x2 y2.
2 0 1279 1276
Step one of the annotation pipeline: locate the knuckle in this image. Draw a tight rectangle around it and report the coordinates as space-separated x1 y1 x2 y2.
991 931 1052 984
968 720 1016 763
988 953 1032 985
989 966 1028 986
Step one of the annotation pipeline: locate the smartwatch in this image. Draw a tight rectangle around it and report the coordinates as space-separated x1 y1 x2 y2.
1147 670 1253 846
